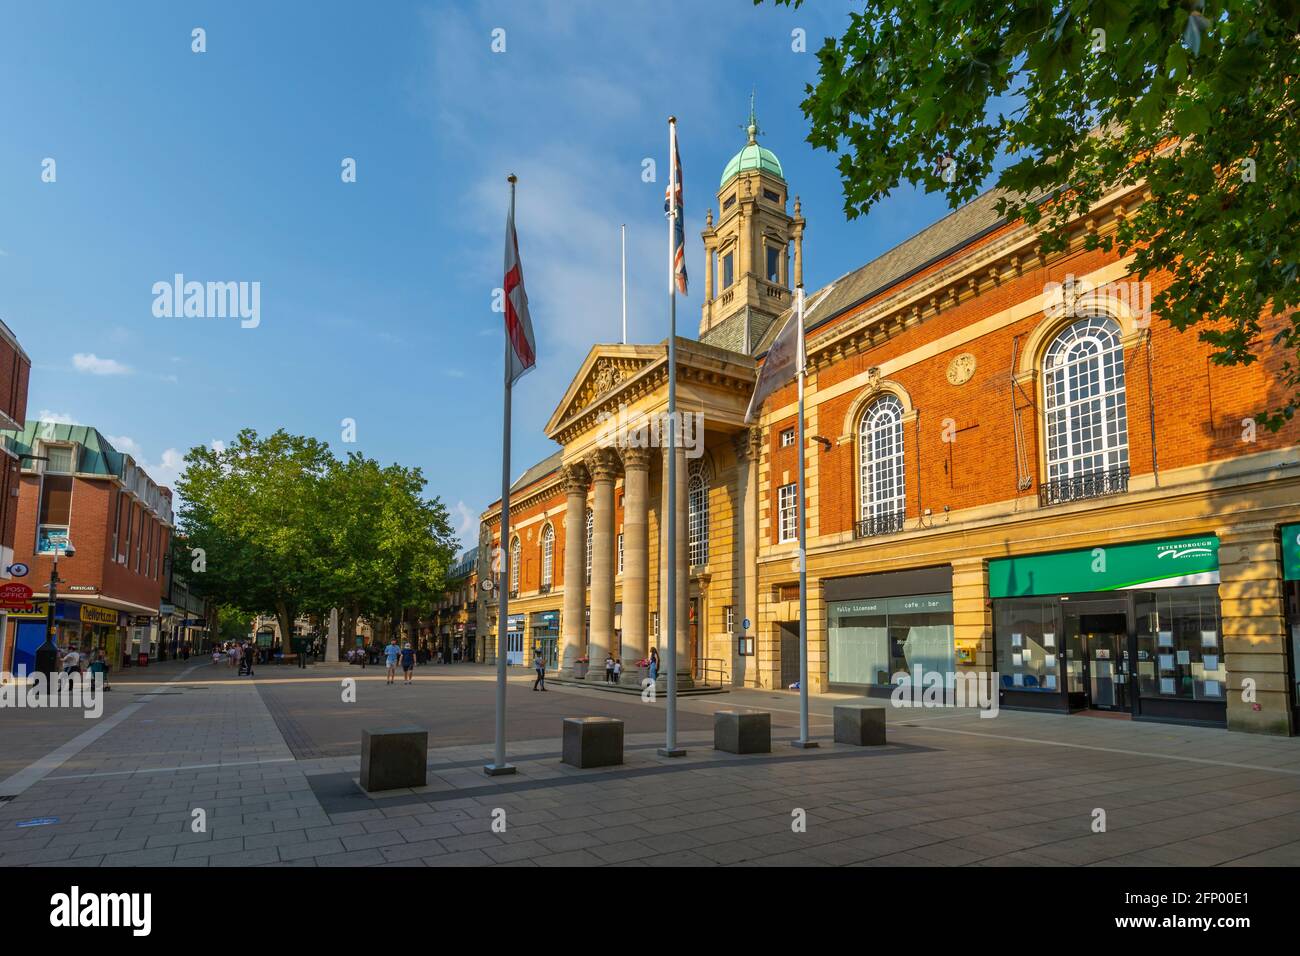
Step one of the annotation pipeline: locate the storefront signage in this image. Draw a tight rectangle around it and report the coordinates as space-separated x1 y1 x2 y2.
989 535 1220 599
829 594 952 618
80 605 119 626
506 614 525 632
9 602 51 619
0 583 34 608
1282 523 1300 582
536 611 559 627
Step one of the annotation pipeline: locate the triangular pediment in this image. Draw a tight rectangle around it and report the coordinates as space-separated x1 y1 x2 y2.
544 344 662 438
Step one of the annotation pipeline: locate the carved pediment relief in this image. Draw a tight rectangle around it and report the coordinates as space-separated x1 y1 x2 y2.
565 356 654 419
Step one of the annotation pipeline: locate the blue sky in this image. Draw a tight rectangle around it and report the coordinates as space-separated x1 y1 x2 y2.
0 0 966 549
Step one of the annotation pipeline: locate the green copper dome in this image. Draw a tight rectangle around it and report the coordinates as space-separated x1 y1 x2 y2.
720 142 784 187
720 94 783 187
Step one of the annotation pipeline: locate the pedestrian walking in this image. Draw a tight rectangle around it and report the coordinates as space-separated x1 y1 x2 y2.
400 642 416 684
384 639 401 686
62 646 82 677
89 650 111 691
532 648 546 691
605 654 615 684
648 646 659 681
612 657 622 684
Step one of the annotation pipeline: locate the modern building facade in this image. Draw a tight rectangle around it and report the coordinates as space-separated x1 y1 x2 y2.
480 115 1300 735
3 421 173 671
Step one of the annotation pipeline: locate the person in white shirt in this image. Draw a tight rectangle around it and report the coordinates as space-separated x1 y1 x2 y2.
62 647 82 676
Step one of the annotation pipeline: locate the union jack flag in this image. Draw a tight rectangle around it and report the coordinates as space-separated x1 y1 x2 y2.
665 126 688 296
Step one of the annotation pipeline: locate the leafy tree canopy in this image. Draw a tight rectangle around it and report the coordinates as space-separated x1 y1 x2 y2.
772 0 1300 425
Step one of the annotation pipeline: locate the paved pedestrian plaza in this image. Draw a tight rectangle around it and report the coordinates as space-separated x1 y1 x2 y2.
1 659 1299 867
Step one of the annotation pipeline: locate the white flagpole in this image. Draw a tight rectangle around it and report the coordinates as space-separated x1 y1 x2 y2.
660 116 684 758
486 173 519 777
621 224 628 344
792 285 817 748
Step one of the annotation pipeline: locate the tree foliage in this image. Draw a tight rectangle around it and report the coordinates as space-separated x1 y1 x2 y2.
773 0 1300 425
174 429 457 642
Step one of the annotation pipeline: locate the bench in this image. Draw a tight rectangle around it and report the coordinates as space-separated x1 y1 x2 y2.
833 704 886 746
561 716 624 768
713 710 771 754
360 726 428 791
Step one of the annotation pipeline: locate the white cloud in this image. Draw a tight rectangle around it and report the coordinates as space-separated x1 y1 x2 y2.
452 499 478 544
37 409 81 425
72 353 132 376
106 434 144 457
211 439 226 453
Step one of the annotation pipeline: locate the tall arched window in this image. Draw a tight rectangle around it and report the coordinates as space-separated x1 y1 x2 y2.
1042 314 1129 500
858 394 906 535
509 536 521 593
585 508 593 584
688 459 710 567
540 524 554 589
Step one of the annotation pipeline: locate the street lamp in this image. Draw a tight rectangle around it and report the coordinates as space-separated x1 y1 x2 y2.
35 539 74 681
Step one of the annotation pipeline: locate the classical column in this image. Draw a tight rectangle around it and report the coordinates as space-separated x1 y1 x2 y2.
586 450 619 680
620 447 651 683
559 462 589 677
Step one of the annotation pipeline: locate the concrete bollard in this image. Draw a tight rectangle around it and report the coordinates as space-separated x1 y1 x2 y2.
360 726 428 791
561 716 624 768
713 710 771 754
834 705 886 746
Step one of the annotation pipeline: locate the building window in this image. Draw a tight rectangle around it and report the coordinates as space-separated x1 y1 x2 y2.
778 482 798 543
722 194 735 212
829 594 954 687
766 245 780 283
617 532 624 575
722 252 734 289
763 188 781 204
652 611 659 639
725 605 735 634
780 427 795 447
37 474 73 555
122 501 134 564
509 536 520 595
45 445 74 474
540 524 554 589
585 508 593 584
688 459 709 567
1042 314 1130 504
111 490 123 560
858 395 906 536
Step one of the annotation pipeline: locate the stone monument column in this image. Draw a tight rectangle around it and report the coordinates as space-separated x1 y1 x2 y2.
559 462 589 677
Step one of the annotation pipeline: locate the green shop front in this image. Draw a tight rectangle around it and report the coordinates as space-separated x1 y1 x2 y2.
990 535 1226 726
1282 522 1300 730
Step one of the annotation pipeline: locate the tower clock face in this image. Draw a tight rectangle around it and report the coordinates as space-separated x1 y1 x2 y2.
946 352 976 386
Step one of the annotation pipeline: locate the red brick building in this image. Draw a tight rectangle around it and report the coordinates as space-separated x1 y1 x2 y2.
2 421 173 671
479 122 1300 735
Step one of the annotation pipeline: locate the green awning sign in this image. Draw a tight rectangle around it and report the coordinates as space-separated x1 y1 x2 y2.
1282 523 1300 581
990 535 1219 599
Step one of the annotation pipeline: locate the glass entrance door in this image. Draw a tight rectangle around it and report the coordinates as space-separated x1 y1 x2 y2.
1064 604 1132 713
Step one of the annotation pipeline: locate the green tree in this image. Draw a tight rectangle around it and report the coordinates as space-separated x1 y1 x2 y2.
773 0 1300 425
175 428 335 647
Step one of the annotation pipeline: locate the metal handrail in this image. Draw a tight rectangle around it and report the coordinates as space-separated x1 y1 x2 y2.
1039 465 1130 506
692 656 726 690
854 509 905 539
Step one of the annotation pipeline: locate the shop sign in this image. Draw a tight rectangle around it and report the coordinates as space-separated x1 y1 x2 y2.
0 583 34 608
989 534 1219 599
506 614 525 631
829 594 952 618
9 602 51 619
1282 523 1300 582
80 605 119 626
537 610 559 626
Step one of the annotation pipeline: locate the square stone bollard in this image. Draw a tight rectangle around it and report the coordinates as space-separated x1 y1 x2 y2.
562 716 624 768
834 705 886 746
360 726 428 792
713 710 771 754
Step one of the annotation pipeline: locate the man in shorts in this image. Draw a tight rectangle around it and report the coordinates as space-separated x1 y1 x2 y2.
384 639 401 686
400 642 416 684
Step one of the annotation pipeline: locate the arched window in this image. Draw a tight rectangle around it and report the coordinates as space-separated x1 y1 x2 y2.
540 524 554 588
688 459 710 567
1043 315 1129 498
858 394 906 535
585 508 593 584
509 536 521 594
